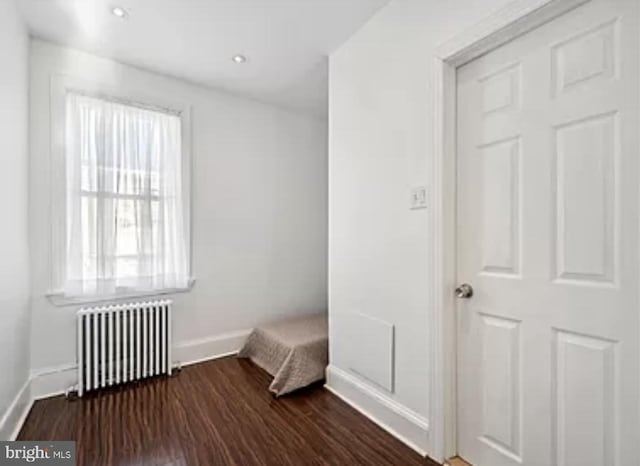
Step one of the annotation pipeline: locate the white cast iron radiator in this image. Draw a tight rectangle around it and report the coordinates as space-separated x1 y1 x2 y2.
77 299 172 396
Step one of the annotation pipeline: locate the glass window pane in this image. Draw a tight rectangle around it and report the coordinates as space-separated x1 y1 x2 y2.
116 256 139 279
115 199 156 257
115 199 139 256
67 92 185 290
81 196 97 280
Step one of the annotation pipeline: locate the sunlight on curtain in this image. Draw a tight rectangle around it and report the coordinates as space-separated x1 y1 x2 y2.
63 93 189 297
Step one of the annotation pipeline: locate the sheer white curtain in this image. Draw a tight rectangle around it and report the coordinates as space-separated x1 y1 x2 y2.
62 92 189 297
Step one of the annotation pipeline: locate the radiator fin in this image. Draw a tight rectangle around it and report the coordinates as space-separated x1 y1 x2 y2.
77 300 172 396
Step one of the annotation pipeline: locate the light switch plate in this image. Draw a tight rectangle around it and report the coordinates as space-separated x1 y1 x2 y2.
410 186 428 210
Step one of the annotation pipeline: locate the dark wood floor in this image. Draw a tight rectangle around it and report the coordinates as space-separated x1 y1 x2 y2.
19 356 439 466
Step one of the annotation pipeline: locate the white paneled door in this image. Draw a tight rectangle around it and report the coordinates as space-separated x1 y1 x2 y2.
456 1 639 465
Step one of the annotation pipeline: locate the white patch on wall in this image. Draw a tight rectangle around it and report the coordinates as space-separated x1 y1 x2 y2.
343 312 395 392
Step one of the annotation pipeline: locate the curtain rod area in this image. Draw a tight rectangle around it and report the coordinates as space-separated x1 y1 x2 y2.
67 89 183 117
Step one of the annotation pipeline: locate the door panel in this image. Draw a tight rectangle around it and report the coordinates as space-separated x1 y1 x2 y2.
553 112 617 284
479 314 522 461
552 330 616 466
456 1 639 465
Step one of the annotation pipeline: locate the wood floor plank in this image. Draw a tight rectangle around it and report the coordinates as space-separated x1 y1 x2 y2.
447 458 472 466
18 356 439 466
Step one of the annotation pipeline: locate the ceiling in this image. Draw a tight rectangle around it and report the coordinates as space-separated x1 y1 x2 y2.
18 0 390 117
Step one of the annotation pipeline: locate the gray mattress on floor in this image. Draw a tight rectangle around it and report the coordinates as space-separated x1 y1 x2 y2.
237 313 328 396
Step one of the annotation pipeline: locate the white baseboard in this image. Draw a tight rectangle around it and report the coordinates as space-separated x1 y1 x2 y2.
325 365 430 457
0 380 33 441
173 329 251 367
30 364 77 400
28 329 252 400
0 328 252 439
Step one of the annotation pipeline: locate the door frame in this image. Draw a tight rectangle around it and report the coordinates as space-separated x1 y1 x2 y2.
427 0 591 462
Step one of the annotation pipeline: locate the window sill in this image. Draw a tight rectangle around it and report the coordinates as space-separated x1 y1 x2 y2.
46 278 196 307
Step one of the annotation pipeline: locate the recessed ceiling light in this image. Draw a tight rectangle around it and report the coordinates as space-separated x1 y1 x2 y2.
111 6 128 18
232 54 247 64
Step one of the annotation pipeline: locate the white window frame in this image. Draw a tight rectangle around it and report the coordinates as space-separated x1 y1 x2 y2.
47 75 194 306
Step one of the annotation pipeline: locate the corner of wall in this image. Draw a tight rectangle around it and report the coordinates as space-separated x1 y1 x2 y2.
0 0 34 443
0 380 32 441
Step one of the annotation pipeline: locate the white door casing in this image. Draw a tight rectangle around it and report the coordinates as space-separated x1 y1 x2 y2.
455 1 639 466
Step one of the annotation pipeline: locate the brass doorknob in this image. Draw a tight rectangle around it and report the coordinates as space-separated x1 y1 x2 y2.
455 283 473 299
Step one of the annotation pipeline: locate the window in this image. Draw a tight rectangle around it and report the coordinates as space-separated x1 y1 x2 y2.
57 92 190 299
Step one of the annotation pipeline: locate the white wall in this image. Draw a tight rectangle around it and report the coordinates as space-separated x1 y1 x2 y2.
328 0 513 454
29 40 328 384
0 0 31 439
